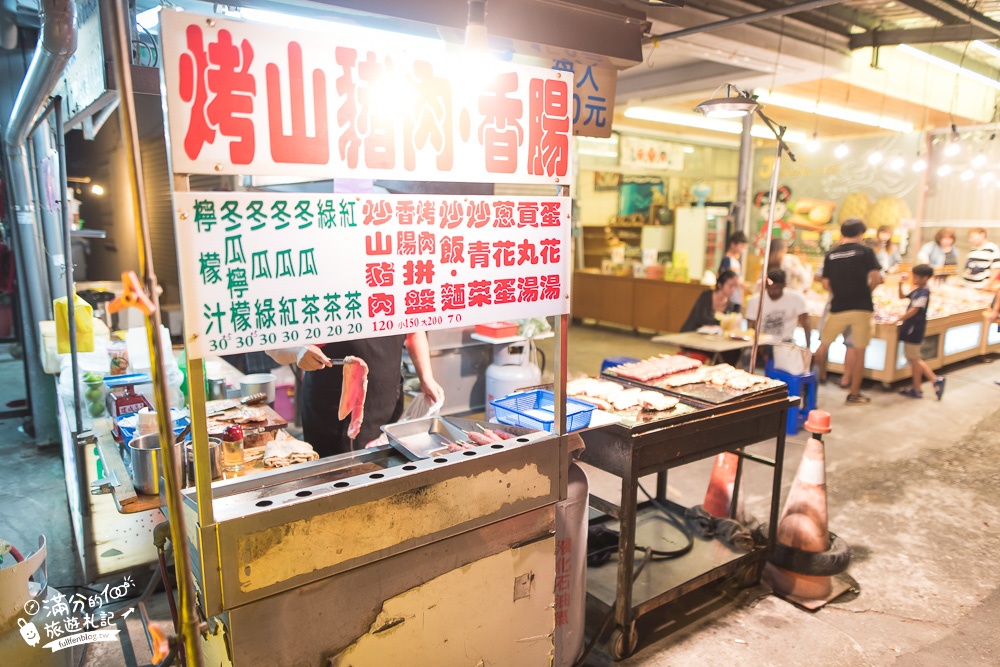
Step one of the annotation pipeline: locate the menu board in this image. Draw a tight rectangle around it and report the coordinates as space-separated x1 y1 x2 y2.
174 193 571 358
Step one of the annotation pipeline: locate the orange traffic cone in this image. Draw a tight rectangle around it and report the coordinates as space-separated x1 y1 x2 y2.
703 452 740 518
764 410 848 602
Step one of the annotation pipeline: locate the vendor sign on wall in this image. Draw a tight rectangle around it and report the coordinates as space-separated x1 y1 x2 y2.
173 193 570 358
159 11 572 184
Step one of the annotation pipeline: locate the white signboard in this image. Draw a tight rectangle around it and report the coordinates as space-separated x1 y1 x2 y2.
174 193 571 359
620 135 685 171
160 11 573 184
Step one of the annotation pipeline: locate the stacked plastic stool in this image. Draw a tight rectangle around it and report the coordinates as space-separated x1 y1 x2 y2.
765 360 818 436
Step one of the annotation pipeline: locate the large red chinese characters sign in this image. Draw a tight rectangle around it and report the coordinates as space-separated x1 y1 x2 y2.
161 12 572 184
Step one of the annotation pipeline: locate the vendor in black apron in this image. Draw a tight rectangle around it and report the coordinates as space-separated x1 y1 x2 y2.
268 333 443 457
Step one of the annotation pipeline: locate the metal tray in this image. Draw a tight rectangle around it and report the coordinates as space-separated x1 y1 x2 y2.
602 370 784 405
381 417 544 461
381 418 469 461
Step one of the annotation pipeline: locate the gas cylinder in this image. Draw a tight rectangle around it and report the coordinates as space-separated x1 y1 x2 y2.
485 342 541 419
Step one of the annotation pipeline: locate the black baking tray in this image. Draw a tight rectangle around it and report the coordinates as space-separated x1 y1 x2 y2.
602 369 786 405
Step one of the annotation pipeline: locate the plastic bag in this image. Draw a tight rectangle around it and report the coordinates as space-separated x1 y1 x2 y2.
773 344 812 375
400 392 444 421
365 392 445 448
54 294 94 354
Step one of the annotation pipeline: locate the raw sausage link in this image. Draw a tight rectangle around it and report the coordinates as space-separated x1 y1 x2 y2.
467 431 493 446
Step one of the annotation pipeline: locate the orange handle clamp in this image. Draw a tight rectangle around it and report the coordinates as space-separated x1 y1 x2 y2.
108 271 156 316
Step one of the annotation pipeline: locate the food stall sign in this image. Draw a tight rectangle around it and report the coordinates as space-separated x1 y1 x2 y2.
159 11 572 184
551 59 616 139
174 193 571 359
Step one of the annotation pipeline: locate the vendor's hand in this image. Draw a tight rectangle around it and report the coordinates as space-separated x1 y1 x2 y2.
295 345 333 371
419 376 445 405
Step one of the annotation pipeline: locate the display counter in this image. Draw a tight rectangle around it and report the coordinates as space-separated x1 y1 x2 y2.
572 270 706 332
802 284 995 385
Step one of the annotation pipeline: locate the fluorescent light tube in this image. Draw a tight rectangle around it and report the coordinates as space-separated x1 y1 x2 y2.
899 45 1000 92
623 107 805 143
753 89 914 133
971 41 1000 60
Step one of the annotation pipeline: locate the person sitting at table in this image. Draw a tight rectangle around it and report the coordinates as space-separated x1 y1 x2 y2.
679 270 743 365
917 227 957 268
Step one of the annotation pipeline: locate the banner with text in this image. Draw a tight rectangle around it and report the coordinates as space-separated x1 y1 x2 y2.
174 193 571 358
160 12 572 184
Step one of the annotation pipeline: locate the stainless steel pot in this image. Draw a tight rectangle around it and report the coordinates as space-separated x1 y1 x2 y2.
240 373 276 403
185 438 223 482
127 433 183 496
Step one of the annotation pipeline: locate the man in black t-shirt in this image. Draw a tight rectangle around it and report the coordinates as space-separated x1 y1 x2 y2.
815 218 883 404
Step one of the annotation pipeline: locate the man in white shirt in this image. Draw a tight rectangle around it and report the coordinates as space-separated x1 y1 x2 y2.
746 269 811 343
961 227 1000 289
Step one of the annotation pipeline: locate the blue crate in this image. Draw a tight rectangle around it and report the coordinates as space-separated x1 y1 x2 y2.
491 390 595 432
601 356 640 373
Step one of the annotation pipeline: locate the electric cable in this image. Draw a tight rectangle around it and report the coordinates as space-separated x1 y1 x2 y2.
573 547 653 667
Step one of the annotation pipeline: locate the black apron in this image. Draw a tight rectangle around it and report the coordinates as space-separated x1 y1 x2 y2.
300 335 406 457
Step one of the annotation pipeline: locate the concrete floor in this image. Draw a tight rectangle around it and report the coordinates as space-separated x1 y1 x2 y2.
542 323 1000 666
3 324 1000 666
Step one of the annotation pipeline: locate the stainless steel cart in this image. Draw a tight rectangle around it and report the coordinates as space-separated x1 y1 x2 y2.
578 387 796 659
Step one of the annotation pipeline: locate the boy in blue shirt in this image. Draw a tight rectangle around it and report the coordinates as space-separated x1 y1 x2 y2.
895 264 945 399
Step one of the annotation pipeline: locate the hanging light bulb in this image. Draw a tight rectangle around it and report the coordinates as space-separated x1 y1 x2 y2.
981 171 995 184
944 142 960 157
806 133 821 153
889 156 905 170
960 169 975 181
972 153 988 168
834 143 849 158
937 164 952 176
912 157 927 172
868 151 883 165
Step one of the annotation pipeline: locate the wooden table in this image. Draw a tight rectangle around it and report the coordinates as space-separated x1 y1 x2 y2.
651 332 763 365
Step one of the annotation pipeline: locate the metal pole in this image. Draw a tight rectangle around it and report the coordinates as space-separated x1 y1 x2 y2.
734 112 754 262
101 1 203 664
54 97 82 432
748 135 785 372
30 126 68 304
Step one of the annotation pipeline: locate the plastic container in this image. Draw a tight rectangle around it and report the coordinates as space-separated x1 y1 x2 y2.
491 390 595 432
273 381 296 422
475 321 519 338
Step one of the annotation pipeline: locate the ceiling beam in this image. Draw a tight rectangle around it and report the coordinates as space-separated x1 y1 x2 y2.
902 0 1000 39
894 0 965 26
650 0 846 41
849 25 1000 49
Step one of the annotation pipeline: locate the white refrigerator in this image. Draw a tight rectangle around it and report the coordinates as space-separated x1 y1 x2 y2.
672 206 730 281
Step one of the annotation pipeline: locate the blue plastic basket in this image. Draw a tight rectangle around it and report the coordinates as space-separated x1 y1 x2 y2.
115 411 191 445
491 390 595 432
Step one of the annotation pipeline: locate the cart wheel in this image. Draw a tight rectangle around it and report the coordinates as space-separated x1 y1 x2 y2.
609 623 638 661
734 560 762 589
